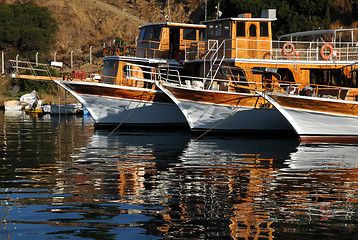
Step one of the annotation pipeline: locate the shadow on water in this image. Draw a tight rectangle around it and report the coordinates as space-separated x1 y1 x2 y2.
1 111 358 239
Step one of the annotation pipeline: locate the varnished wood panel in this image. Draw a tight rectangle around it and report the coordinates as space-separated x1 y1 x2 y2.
165 86 269 108
64 83 173 104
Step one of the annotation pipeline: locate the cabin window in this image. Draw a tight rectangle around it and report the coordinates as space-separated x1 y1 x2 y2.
214 23 222 37
207 24 214 38
143 28 152 40
139 30 145 41
183 28 196 40
139 26 162 41
236 22 245 37
199 29 205 41
223 21 230 37
152 27 161 41
102 59 118 84
260 22 269 37
249 24 257 37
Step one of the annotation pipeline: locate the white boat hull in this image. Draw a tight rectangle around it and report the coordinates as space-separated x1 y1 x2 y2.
156 84 293 133
178 99 293 132
50 104 81 115
263 92 358 141
280 108 358 137
4 100 22 111
55 81 187 127
79 94 187 126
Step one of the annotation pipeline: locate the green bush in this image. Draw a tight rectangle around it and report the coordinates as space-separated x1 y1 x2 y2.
0 2 57 54
9 78 57 98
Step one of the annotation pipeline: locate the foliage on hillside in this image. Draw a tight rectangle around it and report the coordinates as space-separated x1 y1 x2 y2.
209 0 358 38
0 2 57 55
0 0 356 68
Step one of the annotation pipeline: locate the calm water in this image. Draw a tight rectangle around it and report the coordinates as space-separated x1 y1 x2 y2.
1 110 358 240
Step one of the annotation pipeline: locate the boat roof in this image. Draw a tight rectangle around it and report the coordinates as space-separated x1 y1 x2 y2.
279 28 358 39
139 22 206 29
202 17 277 24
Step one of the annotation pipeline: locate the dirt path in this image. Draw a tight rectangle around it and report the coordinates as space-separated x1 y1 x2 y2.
93 1 148 26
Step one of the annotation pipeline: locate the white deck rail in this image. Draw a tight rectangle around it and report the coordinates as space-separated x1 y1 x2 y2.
185 39 358 62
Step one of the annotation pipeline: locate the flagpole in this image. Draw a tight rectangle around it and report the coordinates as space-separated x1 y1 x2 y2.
216 0 220 19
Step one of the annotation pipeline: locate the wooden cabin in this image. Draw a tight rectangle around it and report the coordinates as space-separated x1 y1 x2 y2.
202 9 276 59
102 22 205 61
102 22 205 85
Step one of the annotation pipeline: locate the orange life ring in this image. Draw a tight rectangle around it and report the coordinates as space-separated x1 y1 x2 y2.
320 44 333 60
282 42 295 56
103 48 109 56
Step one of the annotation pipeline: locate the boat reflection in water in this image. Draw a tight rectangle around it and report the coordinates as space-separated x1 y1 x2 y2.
273 143 358 239
47 129 358 239
68 130 300 239
1 111 358 239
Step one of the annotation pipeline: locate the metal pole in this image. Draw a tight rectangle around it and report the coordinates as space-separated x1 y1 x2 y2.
16 54 19 73
71 50 73 69
1 51 4 75
90 46 93 64
216 0 220 19
54 51 57 62
205 0 207 21
36 52 39 66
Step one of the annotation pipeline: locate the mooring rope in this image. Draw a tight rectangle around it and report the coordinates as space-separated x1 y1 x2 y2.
187 96 253 145
108 84 155 136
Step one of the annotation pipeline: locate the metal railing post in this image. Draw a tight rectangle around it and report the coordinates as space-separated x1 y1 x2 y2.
16 54 19 74
71 51 73 69
36 52 39 66
90 46 93 64
1 51 4 74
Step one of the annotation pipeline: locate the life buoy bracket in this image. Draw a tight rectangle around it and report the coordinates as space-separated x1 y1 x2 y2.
320 44 333 60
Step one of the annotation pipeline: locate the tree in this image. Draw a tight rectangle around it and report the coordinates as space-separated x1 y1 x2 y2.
206 0 338 38
0 2 58 55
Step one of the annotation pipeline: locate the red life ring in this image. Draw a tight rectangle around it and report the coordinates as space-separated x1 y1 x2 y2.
282 42 295 56
320 44 333 60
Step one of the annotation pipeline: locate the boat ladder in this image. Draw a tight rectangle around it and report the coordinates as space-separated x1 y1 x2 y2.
204 40 226 88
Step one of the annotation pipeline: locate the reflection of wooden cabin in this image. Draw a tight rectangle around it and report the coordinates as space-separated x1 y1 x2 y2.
203 10 275 59
135 22 206 60
155 157 277 239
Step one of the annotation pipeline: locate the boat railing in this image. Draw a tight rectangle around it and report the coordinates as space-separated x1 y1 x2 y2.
103 38 175 59
157 66 273 93
184 41 207 61
10 60 53 78
158 68 183 86
184 38 358 62
269 81 358 101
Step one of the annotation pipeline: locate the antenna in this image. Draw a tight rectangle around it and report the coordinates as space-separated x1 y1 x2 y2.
216 0 222 19
205 0 207 21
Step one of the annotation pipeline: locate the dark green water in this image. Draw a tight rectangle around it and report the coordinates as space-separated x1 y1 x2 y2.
1 110 358 240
